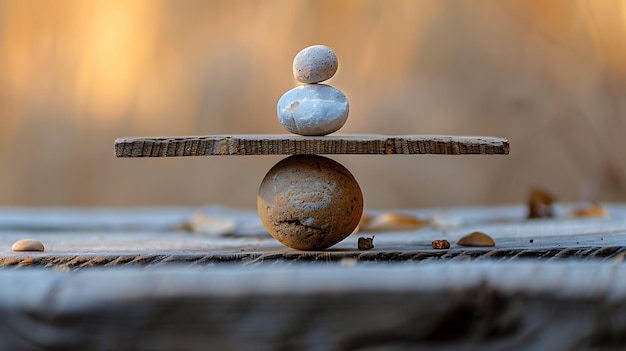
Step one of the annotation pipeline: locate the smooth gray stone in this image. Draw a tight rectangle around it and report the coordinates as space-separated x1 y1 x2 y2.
277 84 349 136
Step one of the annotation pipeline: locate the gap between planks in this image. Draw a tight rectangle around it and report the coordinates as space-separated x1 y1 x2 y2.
114 134 510 157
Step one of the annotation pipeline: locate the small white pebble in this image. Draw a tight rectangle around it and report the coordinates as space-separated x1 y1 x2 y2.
12 238 45 252
293 45 338 84
277 84 349 136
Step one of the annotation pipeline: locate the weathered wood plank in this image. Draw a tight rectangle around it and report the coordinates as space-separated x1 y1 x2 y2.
1 204 625 268
1 245 626 269
0 205 623 349
114 134 510 157
1 262 626 350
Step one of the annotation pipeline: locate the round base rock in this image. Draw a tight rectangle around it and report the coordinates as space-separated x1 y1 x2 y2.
257 154 363 250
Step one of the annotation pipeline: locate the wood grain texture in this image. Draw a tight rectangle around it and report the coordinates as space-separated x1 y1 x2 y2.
1 204 625 268
1 246 625 269
1 263 626 350
1 206 625 349
114 134 510 157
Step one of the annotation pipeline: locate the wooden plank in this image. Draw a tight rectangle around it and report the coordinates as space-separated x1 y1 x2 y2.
1 262 626 350
1 204 625 267
114 134 510 157
1 245 626 268
1 205 623 349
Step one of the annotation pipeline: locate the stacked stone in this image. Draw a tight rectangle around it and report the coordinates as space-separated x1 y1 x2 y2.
257 45 363 250
277 45 349 136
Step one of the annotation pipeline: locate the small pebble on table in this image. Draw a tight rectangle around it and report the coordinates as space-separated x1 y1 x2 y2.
12 239 45 252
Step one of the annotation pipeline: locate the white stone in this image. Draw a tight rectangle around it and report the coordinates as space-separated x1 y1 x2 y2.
277 84 349 136
293 45 338 84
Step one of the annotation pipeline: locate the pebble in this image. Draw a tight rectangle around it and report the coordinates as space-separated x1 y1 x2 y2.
360 212 427 232
456 231 495 247
12 238 45 252
571 203 609 218
431 239 451 250
527 188 555 219
277 84 349 136
293 45 338 84
358 237 374 250
257 154 363 250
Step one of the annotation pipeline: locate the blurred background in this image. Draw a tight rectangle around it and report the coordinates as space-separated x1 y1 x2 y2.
0 0 625 209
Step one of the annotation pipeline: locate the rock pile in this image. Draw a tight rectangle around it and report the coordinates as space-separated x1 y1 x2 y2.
277 45 349 136
258 45 363 250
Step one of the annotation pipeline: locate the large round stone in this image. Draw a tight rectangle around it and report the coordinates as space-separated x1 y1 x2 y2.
293 45 338 84
277 84 349 136
257 155 363 250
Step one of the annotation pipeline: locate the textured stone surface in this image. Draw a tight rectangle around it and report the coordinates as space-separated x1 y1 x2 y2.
277 84 349 136
257 155 363 250
292 45 338 84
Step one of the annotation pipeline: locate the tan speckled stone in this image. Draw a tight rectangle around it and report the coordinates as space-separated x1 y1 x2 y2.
12 238 45 252
257 155 363 250
292 45 338 84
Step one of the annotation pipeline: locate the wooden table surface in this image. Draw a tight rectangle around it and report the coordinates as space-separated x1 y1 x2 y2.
1 204 625 350
1 204 625 266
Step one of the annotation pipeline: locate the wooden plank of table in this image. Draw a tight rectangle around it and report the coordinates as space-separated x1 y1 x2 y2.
0 204 624 268
114 134 510 157
0 262 625 350
0 205 622 349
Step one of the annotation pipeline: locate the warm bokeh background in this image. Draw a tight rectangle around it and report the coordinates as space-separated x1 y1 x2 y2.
1 0 625 209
